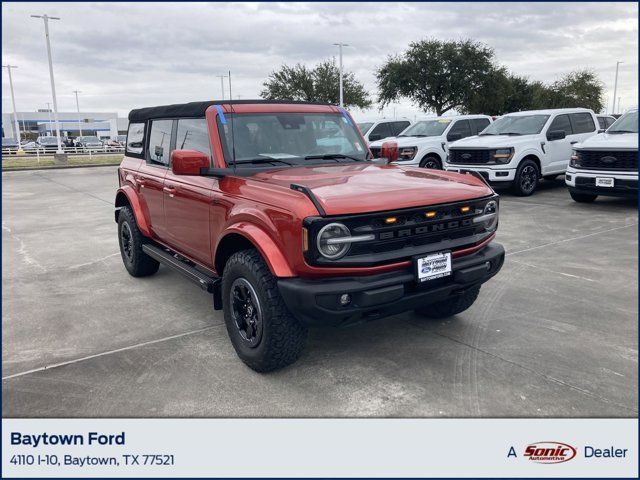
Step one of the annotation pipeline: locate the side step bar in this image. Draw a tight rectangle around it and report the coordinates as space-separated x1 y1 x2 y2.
142 244 223 310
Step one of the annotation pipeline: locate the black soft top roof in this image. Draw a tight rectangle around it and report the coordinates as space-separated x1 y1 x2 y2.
128 99 333 123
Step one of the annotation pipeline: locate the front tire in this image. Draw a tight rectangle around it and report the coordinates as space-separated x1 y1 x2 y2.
415 285 481 319
511 159 539 196
570 190 598 203
222 249 308 372
419 155 442 169
117 206 159 277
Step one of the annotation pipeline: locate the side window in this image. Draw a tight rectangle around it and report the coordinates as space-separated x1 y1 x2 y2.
471 118 490 135
369 122 392 140
597 117 607 129
175 118 211 159
570 113 596 134
447 120 472 140
391 121 410 135
125 123 145 156
549 114 573 136
606 117 616 128
147 119 174 166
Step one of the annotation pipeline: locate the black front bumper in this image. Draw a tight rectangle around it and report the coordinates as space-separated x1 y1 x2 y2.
278 243 505 326
569 178 638 198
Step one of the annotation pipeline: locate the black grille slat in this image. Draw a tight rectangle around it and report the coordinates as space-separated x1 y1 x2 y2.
449 149 492 164
578 150 638 171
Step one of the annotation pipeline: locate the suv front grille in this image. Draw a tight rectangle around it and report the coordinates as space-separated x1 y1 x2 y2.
304 197 497 267
577 150 638 171
448 149 492 164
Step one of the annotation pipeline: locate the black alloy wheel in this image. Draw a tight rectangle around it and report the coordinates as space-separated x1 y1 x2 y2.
230 277 263 348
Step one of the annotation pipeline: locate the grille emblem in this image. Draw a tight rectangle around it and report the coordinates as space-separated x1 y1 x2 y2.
600 155 617 163
461 153 472 160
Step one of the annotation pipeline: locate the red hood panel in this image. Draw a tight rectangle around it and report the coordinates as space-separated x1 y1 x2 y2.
251 164 493 215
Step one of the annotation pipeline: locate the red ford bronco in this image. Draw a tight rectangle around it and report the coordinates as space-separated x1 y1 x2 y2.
115 100 504 372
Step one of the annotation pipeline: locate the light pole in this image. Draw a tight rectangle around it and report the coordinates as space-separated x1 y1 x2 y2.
31 14 63 154
73 90 83 137
216 74 228 100
46 102 52 135
612 61 623 115
333 43 349 107
2 64 23 151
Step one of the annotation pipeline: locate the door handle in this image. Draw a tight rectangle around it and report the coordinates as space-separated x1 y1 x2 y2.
136 178 146 188
163 186 177 198
570 141 578 145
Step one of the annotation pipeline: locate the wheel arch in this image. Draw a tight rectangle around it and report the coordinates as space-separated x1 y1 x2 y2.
420 150 443 166
114 186 151 237
214 226 295 278
519 153 542 176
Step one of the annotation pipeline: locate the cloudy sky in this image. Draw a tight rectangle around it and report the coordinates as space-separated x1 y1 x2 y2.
2 2 637 120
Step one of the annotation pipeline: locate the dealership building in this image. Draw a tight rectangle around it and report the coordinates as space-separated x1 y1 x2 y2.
2 110 128 140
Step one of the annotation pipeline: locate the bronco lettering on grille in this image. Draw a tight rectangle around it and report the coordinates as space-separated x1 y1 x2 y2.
378 218 474 239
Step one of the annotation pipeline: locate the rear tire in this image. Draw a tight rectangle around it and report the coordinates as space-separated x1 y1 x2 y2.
222 249 308 372
415 285 481 319
117 206 159 277
419 155 442 169
511 159 539 196
570 190 598 203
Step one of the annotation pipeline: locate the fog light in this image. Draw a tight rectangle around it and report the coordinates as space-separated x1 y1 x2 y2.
339 293 352 306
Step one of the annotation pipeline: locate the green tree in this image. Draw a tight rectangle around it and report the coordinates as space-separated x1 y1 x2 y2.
543 69 604 112
465 72 548 115
376 39 497 116
261 59 372 109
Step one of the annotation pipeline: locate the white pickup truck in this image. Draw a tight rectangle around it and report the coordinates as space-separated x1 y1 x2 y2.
445 108 600 195
369 115 492 169
565 108 638 202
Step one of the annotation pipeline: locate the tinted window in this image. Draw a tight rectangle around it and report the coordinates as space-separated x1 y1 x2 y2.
369 122 392 140
126 123 145 155
448 120 472 140
391 121 410 135
147 119 173 166
570 113 596 134
176 118 211 159
597 117 607 129
605 117 616 128
549 114 573 136
472 118 490 135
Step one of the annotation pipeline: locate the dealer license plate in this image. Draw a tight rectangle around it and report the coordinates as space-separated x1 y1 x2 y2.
595 177 614 187
415 252 452 283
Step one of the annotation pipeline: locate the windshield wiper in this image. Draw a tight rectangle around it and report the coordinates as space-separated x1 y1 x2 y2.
304 153 363 162
479 133 496 136
398 134 427 138
232 157 296 166
608 130 636 134
499 132 523 136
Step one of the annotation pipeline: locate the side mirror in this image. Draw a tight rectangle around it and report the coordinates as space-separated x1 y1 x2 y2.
598 128 606 133
369 133 382 142
171 149 210 175
447 132 462 142
547 130 566 141
380 141 398 162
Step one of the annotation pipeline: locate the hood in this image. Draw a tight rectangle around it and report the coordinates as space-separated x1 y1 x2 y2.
250 163 493 216
450 134 537 149
369 135 443 148
576 132 638 150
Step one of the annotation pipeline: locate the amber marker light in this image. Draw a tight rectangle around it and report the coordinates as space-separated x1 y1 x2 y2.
385 217 397 224
460 206 470 214
302 227 309 252
425 211 437 219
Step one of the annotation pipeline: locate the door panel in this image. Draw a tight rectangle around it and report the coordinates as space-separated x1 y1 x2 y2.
137 163 167 239
545 114 574 173
163 174 216 265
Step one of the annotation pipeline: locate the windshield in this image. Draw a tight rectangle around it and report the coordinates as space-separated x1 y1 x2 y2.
482 115 550 135
81 136 101 142
39 137 59 144
357 122 374 134
117 135 127 141
400 119 450 137
216 112 369 167
608 110 638 134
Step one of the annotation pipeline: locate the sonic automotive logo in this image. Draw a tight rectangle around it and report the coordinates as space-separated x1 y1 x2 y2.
524 441 577 464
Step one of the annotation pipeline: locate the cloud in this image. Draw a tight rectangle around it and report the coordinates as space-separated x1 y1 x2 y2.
2 2 637 119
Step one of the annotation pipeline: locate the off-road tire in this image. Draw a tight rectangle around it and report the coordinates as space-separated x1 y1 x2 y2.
222 249 308 372
569 190 598 203
415 285 481 319
511 159 539 196
419 155 442 169
117 206 159 277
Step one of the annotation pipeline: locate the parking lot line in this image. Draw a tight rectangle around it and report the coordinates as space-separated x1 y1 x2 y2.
2 326 217 381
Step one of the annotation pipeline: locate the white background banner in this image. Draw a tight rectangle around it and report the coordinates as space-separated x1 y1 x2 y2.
2 418 637 478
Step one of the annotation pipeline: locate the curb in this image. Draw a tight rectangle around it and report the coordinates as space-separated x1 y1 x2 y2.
2 163 121 172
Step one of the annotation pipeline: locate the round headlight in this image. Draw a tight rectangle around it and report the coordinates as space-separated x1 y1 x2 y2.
317 223 351 259
483 200 499 231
